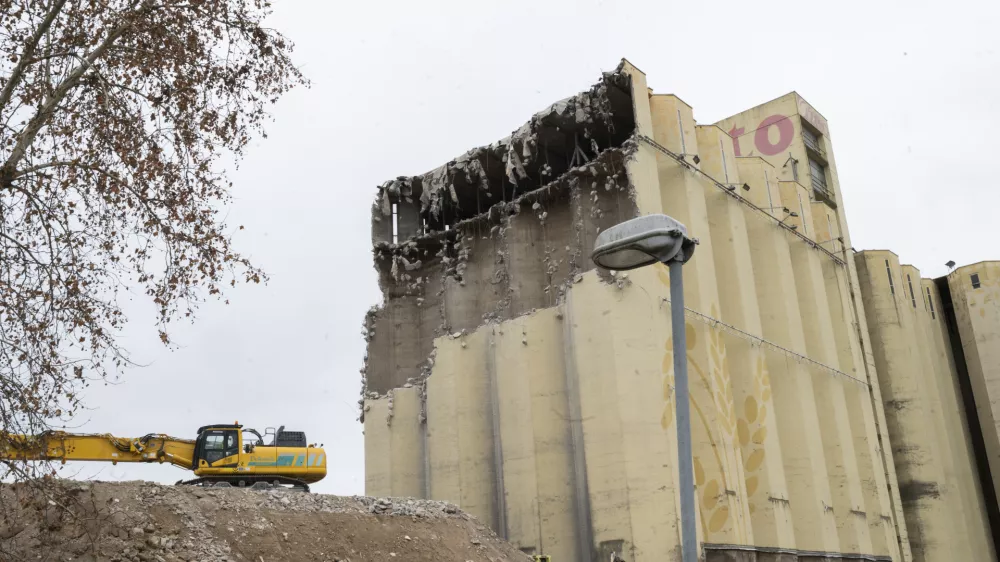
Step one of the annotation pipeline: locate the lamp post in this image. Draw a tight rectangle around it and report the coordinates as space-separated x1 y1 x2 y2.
591 214 698 562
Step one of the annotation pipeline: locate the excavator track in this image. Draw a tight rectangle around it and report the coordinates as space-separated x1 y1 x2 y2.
175 475 311 492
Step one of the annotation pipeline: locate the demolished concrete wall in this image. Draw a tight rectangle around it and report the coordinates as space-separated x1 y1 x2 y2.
361 65 638 400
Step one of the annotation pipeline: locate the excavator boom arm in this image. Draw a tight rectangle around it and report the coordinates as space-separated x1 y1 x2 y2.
0 432 196 470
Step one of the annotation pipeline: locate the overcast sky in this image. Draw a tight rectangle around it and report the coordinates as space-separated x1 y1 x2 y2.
64 0 999 494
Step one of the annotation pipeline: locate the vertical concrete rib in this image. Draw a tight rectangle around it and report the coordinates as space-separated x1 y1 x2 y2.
823 257 898 559
565 275 635 559
561 294 595 562
425 332 498 528
918 279 997 561
899 265 971 562
787 239 871 555
486 328 509 540
652 154 752 546
855 251 955 562
744 208 840 553
947 263 1000 520
363 397 392 497
387 387 427 497
704 163 795 550
492 310 581 559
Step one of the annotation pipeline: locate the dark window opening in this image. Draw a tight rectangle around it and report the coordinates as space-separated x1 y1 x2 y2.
391 203 399 244
885 260 895 296
802 123 823 154
907 275 917 308
972 273 982 289
809 158 832 200
926 286 936 319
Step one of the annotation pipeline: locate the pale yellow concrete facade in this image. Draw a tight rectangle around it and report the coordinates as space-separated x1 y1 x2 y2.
948 263 1000 493
361 61 997 562
855 253 996 561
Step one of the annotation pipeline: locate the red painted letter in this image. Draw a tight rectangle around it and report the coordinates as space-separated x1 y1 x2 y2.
728 126 745 157
754 115 793 156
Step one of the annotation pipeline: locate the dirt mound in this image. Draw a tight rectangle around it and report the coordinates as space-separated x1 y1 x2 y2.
0 480 530 562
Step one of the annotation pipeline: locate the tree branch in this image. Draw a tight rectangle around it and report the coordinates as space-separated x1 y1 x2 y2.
0 0 70 116
1 0 156 187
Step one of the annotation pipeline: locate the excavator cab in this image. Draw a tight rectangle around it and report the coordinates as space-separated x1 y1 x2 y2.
192 424 242 468
189 423 326 490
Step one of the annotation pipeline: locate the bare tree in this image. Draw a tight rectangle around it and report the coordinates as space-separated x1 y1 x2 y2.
0 0 306 477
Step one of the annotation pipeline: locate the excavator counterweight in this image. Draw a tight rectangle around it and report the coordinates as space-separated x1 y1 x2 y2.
0 422 326 491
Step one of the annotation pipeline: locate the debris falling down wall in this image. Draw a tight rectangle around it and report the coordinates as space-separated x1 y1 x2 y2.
359 59 997 562
362 65 639 398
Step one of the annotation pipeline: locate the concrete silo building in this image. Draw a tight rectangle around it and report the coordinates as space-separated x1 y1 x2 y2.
360 59 999 562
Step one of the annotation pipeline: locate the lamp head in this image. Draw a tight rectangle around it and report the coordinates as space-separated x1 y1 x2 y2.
592 214 697 270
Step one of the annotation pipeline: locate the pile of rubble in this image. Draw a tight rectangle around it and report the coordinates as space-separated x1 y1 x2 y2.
0 480 530 562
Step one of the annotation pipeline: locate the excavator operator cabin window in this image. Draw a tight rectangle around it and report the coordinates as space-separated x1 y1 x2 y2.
205 434 224 450
223 431 239 459
204 432 226 464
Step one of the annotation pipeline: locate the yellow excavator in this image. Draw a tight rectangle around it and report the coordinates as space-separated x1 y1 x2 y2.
0 422 326 491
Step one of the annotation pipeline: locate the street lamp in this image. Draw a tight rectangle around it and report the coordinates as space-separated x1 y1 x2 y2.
592 213 699 562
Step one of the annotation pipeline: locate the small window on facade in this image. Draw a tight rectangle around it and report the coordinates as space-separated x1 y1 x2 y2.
391 203 399 244
802 126 821 153
809 158 827 192
926 286 936 320
906 275 917 308
971 273 981 289
885 260 895 296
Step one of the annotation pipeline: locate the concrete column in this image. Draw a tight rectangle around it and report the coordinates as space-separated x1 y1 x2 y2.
911 274 994 562
744 208 840 553
652 144 752 546
855 251 956 562
363 397 392 497
362 387 426 498
564 267 681 562
823 257 899 559
493 309 581 560
923 279 996 561
425 332 499 529
787 239 872 555
704 185 796 550
947 263 1000 508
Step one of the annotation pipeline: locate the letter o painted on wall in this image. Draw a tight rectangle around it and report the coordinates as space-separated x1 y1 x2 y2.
754 115 793 156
